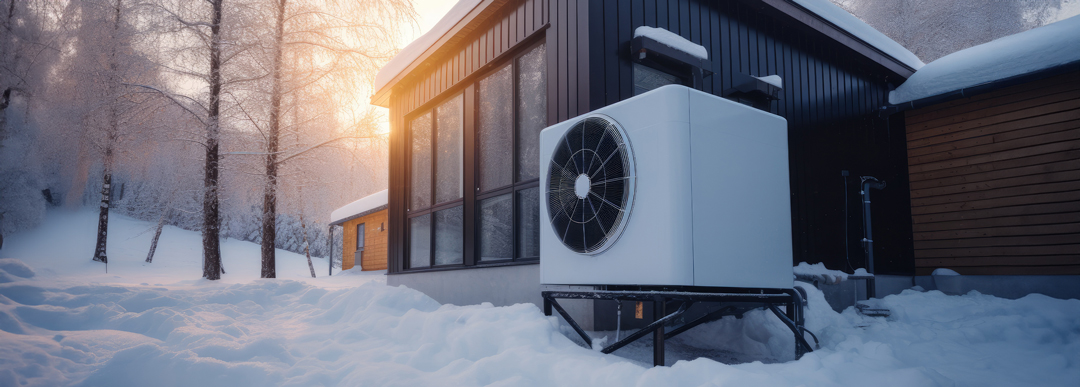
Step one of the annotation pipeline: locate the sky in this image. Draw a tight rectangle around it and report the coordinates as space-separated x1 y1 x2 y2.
402 0 460 44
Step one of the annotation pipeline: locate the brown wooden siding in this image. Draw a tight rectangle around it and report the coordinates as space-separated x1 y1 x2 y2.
906 71 1080 276
341 210 389 271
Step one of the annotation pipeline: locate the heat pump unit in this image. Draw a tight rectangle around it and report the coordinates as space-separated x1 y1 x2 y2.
540 85 792 289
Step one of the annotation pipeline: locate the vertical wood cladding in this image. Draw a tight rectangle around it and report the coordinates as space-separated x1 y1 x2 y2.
906 72 1080 276
341 210 389 271
586 0 914 274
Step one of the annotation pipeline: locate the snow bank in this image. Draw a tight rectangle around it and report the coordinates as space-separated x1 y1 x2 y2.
2 211 1079 386
792 0 924 71
793 262 863 285
890 15 1080 104
374 0 483 92
329 189 388 224
634 26 709 60
932 268 960 276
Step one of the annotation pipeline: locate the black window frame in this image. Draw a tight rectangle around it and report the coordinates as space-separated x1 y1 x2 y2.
473 40 545 265
405 92 466 270
401 37 547 273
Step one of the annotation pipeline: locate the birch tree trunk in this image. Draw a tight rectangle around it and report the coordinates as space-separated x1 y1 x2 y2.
146 208 167 263
93 0 123 264
260 0 286 279
202 0 224 280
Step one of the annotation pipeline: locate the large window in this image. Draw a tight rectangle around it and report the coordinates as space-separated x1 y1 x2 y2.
408 93 465 268
476 43 545 262
405 42 545 270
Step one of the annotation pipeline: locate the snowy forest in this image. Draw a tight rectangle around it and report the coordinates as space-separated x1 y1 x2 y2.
0 0 1076 278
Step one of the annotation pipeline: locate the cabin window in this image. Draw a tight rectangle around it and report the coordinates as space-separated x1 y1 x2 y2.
355 223 366 268
633 62 681 95
407 93 465 268
476 43 546 262
356 223 366 251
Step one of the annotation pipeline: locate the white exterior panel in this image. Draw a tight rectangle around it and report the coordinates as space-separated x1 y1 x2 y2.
688 89 793 289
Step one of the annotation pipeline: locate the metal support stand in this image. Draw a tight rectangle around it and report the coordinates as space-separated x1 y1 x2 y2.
542 289 814 367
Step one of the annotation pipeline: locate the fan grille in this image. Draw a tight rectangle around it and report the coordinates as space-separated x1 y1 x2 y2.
547 116 634 254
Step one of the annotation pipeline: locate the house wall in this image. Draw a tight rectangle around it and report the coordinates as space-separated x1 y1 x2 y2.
904 71 1080 275
341 210 389 271
586 0 915 274
385 0 920 311
387 0 586 274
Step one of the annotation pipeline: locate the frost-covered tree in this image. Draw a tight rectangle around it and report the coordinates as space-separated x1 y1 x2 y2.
0 0 62 237
232 0 414 278
833 0 1075 62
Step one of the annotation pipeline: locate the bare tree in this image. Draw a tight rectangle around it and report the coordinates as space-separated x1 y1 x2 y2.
242 0 414 278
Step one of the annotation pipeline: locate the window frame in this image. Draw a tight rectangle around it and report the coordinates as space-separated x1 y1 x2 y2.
473 40 545 265
356 223 366 252
405 92 466 270
401 37 547 273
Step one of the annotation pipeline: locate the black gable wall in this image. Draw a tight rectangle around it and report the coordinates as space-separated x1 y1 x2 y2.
386 0 915 275
584 0 915 275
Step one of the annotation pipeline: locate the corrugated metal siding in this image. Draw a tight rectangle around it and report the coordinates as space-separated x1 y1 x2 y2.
587 0 915 274
906 71 1080 275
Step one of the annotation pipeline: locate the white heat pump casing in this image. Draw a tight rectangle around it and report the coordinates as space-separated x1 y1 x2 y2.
539 85 792 289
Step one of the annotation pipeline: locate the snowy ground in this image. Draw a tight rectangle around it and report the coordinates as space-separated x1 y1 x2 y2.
1 210 1078 386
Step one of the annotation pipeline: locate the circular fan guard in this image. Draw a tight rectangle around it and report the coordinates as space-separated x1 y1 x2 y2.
547 115 635 254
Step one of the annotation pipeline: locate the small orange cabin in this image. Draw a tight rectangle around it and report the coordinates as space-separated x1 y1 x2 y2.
330 190 388 271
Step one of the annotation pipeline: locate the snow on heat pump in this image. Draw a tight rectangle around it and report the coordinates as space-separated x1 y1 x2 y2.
539 85 792 289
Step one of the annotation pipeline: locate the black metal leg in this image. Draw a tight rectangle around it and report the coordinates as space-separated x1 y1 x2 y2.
543 297 552 316
545 295 593 347
653 296 666 367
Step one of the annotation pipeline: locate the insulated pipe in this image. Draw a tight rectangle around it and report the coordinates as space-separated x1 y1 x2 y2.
860 176 886 298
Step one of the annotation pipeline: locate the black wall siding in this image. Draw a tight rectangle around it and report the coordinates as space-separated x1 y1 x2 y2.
586 0 914 274
388 0 915 275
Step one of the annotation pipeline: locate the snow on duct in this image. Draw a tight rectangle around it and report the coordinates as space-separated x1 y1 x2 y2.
890 15 1080 105
329 189 388 224
634 26 709 60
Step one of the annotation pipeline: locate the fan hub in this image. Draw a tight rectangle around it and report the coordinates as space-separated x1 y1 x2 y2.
574 174 590 199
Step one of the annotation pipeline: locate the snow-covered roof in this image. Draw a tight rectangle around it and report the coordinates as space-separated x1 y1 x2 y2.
890 15 1080 105
634 26 708 60
375 0 922 95
330 189 388 224
791 0 923 71
374 0 483 92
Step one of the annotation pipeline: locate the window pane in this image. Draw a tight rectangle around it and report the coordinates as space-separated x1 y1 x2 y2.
435 94 464 204
356 223 365 250
434 206 464 265
516 44 546 182
633 62 680 95
410 113 432 209
517 187 540 259
409 214 431 268
478 65 514 192
478 194 513 261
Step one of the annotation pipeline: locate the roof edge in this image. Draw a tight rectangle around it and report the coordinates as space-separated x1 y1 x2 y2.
747 0 916 78
371 0 498 108
329 205 389 226
884 61 1080 114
